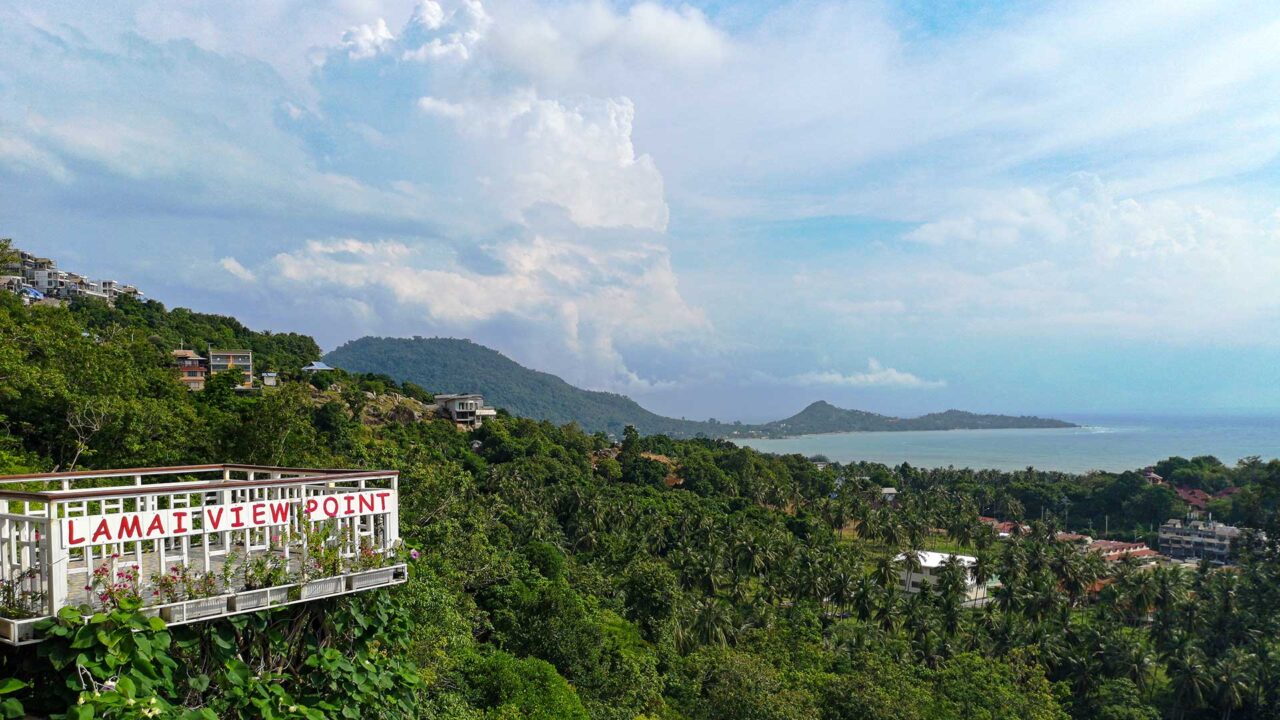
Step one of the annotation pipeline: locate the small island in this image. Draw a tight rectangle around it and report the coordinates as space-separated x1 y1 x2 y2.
741 401 1076 439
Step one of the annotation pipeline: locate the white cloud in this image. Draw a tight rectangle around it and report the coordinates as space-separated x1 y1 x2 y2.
0 134 71 183
400 0 490 62
417 96 466 118
219 257 257 282
268 232 709 391
341 18 395 60
788 359 945 389
861 174 1280 341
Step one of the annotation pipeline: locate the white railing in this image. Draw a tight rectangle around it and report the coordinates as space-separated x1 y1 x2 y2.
0 465 403 644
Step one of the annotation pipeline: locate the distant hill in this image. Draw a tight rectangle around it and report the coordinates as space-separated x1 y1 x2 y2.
324 337 713 437
760 401 1076 436
323 337 1076 438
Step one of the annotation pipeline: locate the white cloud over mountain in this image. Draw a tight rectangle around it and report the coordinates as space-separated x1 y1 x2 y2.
788 360 945 390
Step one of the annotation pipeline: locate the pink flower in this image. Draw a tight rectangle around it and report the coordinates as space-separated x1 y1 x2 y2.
84 585 92 591
409 549 420 561
111 553 119 559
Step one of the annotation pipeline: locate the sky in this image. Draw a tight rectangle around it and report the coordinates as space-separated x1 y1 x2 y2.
2 0 1279 422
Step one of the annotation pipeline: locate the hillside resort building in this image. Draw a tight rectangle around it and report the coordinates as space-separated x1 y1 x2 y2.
434 394 498 429
2 245 142 305
207 348 254 388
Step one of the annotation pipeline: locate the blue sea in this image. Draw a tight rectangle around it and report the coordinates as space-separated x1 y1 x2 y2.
736 414 1280 473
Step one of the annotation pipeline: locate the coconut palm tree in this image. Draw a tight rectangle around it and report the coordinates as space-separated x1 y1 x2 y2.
852 575 877 623
1169 644 1212 720
873 554 900 592
900 551 923 593
1212 647 1254 720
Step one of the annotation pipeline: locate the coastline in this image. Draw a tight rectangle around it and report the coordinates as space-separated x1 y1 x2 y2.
733 416 1280 473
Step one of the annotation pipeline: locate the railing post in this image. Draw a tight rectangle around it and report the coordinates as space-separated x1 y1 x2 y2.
45 504 67 616
387 474 399 549
0 498 8 586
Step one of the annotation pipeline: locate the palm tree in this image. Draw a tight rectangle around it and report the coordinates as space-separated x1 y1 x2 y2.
829 566 859 616
897 551 922 593
1169 644 1212 720
873 554 900 592
875 587 901 633
852 576 877 622
1212 647 1254 720
686 596 736 650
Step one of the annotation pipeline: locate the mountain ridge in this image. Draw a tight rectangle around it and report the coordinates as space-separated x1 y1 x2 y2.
323 337 1076 438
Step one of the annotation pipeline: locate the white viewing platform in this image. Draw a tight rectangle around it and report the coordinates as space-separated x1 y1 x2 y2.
0 464 405 645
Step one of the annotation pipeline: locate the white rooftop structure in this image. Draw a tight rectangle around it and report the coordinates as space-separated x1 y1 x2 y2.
894 550 988 605
895 550 977 569
301 361 335 372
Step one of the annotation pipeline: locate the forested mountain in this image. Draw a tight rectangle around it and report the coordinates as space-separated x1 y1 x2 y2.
324 337 1074 437
4 293 1280 719
325 336 710 436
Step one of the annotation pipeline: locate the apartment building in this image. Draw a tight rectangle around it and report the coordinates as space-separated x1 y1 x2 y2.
171 350 209 391
1158 519 1241 564
207 348 254 388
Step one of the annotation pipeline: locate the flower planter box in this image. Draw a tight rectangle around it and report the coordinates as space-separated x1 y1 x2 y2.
231 586 292 612
0 616 45 644
348 567 396 591
301 577 345 600
159 595 231 623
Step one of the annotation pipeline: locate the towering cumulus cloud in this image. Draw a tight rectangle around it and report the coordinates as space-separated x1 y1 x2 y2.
247 0 699 390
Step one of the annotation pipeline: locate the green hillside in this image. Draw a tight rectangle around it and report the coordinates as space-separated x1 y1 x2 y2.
324 337 1075 437
324 336 714 436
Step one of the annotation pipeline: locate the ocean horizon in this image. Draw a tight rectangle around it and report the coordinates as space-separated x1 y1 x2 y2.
735 413 1280 473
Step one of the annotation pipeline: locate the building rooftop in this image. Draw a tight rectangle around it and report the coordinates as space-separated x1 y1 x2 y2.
896 550 977 569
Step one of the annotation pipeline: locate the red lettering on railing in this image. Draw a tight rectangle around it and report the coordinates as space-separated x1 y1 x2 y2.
91 518 111 543
117 515 143 540
67 519 84 546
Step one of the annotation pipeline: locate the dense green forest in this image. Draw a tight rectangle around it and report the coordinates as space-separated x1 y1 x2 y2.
324 337 1072 437
3 293 1280 719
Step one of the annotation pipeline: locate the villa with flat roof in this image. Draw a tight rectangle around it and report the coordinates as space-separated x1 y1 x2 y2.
895 550 991 605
